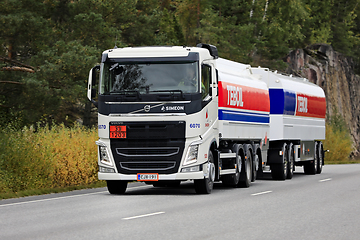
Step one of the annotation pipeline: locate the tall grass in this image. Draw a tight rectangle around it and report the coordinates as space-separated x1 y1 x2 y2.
0 124 99 195
0 111 355 197
323 113 354 163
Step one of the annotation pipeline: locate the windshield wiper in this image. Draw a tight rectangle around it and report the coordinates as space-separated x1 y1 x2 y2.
149 90 184 100
110 90 141 100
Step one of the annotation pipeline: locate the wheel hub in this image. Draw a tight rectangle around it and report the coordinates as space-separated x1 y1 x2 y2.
208 162 215 182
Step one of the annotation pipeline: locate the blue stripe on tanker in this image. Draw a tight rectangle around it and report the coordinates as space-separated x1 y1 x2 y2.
218 109 270 123
269 89 296 115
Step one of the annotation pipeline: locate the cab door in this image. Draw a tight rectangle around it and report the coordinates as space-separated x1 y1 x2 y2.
201 62 218 139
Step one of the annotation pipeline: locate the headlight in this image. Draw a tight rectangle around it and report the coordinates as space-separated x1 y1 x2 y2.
99 166 115 173
183 144 199 166
99 145 113 167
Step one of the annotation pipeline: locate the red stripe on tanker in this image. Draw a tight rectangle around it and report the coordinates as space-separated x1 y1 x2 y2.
218 81 270 113
295 93 326 119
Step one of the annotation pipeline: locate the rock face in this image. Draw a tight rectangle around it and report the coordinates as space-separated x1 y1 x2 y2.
285 44 360 157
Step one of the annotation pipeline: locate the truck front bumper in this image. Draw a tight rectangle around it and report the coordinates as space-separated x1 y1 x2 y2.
98 171 205 181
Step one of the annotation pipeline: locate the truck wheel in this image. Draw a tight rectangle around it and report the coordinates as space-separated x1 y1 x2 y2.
256 149 264 180
316 142 323 174
286 143 294 179
222 151 241 187
252 152 259 182
107 180 127 194
271 143 288 180
304 142 317 175
194 150 215 194
238 150 252 188
314 142 319 174
304 161 316 174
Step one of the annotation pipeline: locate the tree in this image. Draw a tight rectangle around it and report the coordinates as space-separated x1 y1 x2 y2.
258 0 308 59
0 0 53 128
154 8 185 45
330 0 360 57
29 40 99 126
0 0 52 60
302 0 333 45
195 7 256 63
175 0 207 45
1 0 360 128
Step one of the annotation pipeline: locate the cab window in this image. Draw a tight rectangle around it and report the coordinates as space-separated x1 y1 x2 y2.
201 65 211 99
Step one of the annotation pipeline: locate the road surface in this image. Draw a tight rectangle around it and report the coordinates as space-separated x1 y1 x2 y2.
1 164 360 240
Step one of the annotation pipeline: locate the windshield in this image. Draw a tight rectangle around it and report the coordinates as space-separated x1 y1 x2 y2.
100 62 199 95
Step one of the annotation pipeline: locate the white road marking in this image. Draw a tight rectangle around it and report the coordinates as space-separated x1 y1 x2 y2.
251 191 272 196
123 212 165 220
0 185 149 208
319 178 332 182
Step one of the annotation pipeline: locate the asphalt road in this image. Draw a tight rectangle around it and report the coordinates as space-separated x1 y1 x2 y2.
1 164 360 240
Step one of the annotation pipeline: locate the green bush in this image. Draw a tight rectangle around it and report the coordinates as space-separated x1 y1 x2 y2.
323 113 353 163
0 124 99 195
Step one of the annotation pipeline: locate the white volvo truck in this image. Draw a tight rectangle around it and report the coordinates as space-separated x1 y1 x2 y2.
87 44 326 194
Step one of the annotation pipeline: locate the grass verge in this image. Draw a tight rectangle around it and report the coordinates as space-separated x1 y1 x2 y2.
0 181 107 200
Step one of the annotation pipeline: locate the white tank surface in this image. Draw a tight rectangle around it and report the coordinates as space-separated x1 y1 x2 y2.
216 58 270 141
251 68 326 141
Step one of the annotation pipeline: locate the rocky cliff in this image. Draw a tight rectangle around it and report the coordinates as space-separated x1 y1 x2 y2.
285 44 360 157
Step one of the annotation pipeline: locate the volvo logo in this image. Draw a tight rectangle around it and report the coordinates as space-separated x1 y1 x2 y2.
144 105 151 112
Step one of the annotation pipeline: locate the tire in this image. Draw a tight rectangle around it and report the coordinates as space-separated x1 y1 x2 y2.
271 143 288 180
222 146 241 187
316 142 323 174
286 143 294 179
238 148 252 188
256 149 264 180
303 161 316 174
107 180 128 194
194 150 215 194
252 152 259 182
304 142 317 175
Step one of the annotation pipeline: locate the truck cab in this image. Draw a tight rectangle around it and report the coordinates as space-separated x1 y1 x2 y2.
88 44 221 194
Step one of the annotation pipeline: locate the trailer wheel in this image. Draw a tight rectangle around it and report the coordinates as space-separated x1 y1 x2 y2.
287 143 294 179
252 152 259 182
256 149 264 180
106 180 127 194
304 161 316 175
194 150 215 194
316 142 323 174
271 143 288 180
238 149 252 188
304 142 317 175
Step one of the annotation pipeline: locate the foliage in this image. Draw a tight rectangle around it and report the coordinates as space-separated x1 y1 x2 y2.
0 124 99 195
0 0 360 128
324 112 354 163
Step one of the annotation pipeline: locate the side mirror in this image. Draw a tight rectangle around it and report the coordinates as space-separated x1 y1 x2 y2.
87 65 100 107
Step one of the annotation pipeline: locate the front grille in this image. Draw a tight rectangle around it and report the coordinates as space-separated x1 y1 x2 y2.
116 147 179 157
110 121 186 174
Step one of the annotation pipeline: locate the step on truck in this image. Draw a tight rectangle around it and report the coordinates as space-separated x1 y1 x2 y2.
87 44 326 194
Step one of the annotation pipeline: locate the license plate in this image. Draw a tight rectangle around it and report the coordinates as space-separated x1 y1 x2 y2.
109 125 126 139
137 173 159 181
